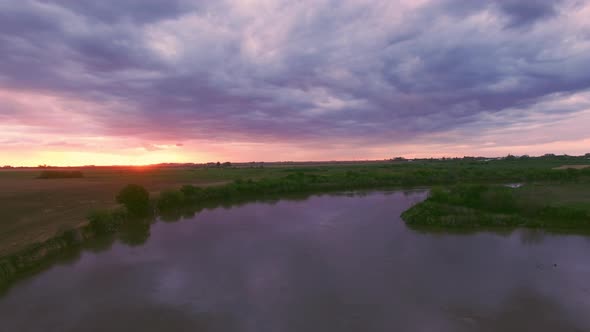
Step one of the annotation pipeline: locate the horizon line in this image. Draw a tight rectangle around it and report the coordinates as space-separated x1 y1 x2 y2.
3 153 589 169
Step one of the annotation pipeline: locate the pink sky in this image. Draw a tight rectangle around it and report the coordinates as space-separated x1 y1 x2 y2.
1 1 590 166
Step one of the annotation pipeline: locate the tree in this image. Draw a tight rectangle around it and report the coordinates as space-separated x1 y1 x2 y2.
504 154 517 160
116 184 150 216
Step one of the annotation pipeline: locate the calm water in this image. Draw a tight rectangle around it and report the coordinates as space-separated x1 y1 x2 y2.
1 190 589 332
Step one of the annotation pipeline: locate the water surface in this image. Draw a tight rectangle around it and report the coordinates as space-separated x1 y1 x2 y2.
1 190 589 331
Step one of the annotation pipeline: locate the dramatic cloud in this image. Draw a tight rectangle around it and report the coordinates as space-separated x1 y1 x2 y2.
1 0 590 165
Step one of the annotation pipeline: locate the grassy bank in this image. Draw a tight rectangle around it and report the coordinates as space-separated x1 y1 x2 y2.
2 156 590 287
0 172 360 287
402 183 590 230
0 167 231 257
1 158 590 256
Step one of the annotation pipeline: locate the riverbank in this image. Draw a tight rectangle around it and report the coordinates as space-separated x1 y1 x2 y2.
0 183 417 288
0 225 98 289
2 157 590 287
5 189 588 331
0 166 231 257
402 183 590 230
3 157 589 256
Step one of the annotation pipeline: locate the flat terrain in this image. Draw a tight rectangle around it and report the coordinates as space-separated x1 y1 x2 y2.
1 156 589 256
517 182 590 212
0 164 365 255
0 167 234 256
403 181 590 230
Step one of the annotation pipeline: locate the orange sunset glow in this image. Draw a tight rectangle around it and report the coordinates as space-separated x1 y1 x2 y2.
1 1 590 166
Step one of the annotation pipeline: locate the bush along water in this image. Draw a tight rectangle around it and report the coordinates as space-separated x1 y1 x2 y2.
402 184 590 230
146 165 590 217
0 224 98 288
1 172 400 286
3 166 590 288
0 185 154 288
116 184 151 217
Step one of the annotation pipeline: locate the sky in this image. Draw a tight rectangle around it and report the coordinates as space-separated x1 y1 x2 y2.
1 0 590 166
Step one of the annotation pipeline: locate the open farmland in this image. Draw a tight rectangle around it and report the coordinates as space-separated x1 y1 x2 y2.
0 167 234 256
1 156 590 256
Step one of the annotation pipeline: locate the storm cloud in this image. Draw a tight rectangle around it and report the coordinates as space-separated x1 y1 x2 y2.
1 0 590 164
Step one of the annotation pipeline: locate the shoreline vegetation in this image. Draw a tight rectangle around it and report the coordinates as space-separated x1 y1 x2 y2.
402 184 590 230
2 156 590 288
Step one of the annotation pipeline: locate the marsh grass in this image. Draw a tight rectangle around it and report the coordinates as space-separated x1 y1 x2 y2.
404 184 590 229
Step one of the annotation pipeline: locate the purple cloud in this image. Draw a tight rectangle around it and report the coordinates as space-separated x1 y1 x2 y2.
1 0 589 162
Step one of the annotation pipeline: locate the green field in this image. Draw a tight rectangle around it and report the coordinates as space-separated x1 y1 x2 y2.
1 155 589 257
402 182 590 229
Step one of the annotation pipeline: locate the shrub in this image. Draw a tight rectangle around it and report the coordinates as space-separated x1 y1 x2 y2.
180 185 203 199
87 210 123 234
537 206 588 220
116 184 151 216
59 228 79 246
157 190 185 211
479 187 516 213
428 187 449 202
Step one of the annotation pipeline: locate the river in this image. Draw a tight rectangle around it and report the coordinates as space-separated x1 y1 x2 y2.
1 190 589 331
